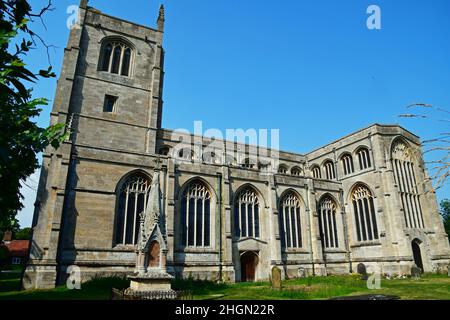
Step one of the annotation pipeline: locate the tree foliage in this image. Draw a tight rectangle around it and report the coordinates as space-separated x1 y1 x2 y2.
14 227 31 240
0 0 67 235
440 199 450 241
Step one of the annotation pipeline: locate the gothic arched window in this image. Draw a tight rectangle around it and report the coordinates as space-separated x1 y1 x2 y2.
225 154 237 166
318 196 339 248
115 174 151 245
280 192 303 249
291 167 302 177
101 43 112 71
177 147 194 161
158 146 170 156
100 40 133 76
356 147 371 170
324 160 336 180
351 185 379 242
241 158 256 169
278 165 288 174
312 166 321 179
392 140 424 229
202 151 218 164
234 187 260 239
180 182 211 247
341 154 354 176
121 48 132 76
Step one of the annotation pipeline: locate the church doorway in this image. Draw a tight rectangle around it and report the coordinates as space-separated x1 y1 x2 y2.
411 239 424 273
148 241 161 268
240 251 259 282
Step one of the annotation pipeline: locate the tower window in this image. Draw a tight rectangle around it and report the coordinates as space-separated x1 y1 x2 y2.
99 40 133 76
104 95 118 113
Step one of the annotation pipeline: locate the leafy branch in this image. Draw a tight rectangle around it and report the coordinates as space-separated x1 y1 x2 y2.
0 0 67 232
400 103 450 191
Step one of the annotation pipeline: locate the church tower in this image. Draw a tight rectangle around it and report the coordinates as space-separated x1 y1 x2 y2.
23 1 165 289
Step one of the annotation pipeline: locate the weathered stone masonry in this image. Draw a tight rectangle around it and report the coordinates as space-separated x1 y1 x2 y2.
23 1 450 289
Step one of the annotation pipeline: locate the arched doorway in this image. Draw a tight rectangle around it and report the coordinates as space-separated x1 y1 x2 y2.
240 251 259 282
148 241 161 268
411 239 424 273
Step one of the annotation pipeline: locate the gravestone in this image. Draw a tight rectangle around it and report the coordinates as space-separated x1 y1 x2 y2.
411 265 422 280
271 266 282 290
357 263 368 281
447 265 450 277
298 267 306 278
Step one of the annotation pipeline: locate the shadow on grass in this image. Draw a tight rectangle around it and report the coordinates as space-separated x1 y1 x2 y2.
0 275 130 300
0 274 22 293
171 278 228 296
0 273 448 300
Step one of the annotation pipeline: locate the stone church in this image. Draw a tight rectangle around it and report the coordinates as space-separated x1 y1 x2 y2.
23 1 450 289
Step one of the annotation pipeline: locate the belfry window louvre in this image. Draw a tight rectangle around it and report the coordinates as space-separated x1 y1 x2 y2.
318 196 339 248
180 182 211 247
116 175 151 245
324 161 336 180
100 40 133 76
280 192 303 249
351 185 379 242
234 188 260 239
392 141 425 229
357 148 372 170
342 154 355 176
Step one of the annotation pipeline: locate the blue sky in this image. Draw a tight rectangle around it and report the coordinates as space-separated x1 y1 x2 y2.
18 0 450 227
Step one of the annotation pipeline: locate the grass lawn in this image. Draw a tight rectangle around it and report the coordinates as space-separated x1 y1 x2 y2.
0 273 449 300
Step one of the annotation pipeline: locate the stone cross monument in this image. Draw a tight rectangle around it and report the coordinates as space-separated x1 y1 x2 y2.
126 169 174 295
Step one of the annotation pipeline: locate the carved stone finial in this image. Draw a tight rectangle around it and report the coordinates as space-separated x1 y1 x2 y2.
157 4 165 31
80 0 88 9
153 156 162 171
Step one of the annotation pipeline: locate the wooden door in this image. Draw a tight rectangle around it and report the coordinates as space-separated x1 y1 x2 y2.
148 241 160 268
240 251 258 282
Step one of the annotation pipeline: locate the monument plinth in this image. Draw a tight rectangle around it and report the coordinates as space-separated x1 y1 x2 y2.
128 271 174 292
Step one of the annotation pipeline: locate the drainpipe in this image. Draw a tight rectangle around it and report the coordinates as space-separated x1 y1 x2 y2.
340 189 352 273
162 163 167 238
318 200 328 275
305 184 315 276
218 173 223 282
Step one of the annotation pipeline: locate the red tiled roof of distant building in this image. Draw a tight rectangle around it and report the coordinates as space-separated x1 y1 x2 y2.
5 240 30 257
